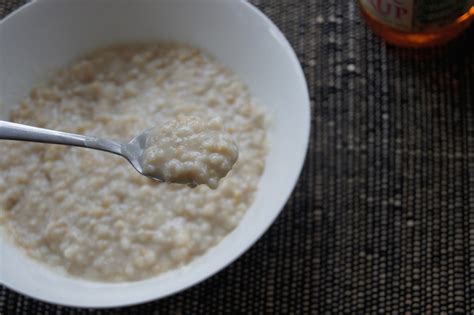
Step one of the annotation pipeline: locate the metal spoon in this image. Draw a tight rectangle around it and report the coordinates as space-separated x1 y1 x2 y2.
0 120 156 180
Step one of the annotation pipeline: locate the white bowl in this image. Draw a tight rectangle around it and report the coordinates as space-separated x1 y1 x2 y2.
0 0 310 308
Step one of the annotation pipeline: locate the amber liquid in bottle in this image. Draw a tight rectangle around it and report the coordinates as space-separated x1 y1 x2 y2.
359 0 474 47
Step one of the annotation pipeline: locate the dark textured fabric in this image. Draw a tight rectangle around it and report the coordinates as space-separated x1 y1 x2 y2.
1 0 474 313
0 0 23 18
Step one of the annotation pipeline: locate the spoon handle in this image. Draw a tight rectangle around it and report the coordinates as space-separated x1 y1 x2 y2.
0 120 123 156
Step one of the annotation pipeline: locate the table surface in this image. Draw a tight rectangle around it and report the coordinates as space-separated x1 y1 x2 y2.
1 0 474 313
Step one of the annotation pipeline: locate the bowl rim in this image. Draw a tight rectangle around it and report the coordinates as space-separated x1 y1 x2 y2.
0 0 311 308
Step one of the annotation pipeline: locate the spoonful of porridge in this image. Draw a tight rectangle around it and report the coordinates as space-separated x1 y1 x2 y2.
0 115 238 189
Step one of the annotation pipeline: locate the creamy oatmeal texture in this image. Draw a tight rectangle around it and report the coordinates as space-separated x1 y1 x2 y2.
142 115 238 189
0 43 268 282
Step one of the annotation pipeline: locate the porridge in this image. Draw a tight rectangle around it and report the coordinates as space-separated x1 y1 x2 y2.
142 115 238 189
0 42 268 282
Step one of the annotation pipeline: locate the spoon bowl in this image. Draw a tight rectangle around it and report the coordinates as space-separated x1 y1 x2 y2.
120 128 153 178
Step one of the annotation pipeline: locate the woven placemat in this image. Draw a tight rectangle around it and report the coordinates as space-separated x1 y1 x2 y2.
1 0 474 313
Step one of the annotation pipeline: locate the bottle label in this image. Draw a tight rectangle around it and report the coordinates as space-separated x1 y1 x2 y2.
360 0 472 31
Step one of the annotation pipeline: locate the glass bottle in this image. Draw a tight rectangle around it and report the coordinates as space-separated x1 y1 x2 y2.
359 0 474 47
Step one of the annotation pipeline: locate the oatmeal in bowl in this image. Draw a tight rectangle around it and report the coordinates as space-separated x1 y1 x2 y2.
0 42 268 282
0 0 309 307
